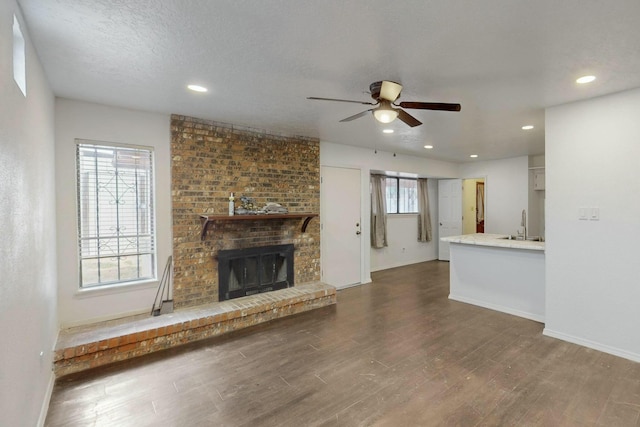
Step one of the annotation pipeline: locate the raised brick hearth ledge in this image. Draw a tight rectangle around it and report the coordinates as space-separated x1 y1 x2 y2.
54 282 336 378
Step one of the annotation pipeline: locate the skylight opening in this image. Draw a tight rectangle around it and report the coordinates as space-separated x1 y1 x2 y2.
13 15 26 97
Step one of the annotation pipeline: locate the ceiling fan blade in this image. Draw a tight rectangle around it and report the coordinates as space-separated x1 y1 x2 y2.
398 101 461 112
397 109 422 127
307 97 376 106
379 81 403 102
339 109 373 122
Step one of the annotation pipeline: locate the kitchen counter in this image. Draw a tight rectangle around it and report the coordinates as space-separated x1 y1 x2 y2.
441 233 544 251
442 233 545 323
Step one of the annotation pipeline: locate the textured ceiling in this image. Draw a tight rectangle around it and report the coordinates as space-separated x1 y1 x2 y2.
17 0 640 162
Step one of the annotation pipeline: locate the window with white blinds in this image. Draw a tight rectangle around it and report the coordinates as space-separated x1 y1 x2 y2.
76 141 156 288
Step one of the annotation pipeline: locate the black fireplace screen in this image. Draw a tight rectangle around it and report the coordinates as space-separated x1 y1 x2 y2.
218 244 294 301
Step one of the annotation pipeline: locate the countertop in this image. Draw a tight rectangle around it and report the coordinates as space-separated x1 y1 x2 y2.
440 233 545 251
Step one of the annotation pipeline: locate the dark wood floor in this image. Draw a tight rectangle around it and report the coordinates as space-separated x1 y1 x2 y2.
45 261 640 426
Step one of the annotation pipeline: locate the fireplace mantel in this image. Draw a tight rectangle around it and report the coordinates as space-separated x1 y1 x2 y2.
199 213 318 240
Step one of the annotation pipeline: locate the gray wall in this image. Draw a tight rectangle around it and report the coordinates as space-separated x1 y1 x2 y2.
0 2 58 425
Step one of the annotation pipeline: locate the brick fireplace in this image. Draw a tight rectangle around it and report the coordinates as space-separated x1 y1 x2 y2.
170 115 320 309
52 117 326 377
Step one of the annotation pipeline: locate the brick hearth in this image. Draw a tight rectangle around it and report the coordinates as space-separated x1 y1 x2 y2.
54 282 336 378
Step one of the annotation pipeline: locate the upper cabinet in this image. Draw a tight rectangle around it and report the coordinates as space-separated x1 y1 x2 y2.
532 168 545 190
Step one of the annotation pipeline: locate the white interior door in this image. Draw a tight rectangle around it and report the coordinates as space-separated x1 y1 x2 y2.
321 166 361 288
438 179 463 261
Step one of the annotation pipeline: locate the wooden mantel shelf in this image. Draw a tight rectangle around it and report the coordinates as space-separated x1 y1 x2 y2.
199 213 319 240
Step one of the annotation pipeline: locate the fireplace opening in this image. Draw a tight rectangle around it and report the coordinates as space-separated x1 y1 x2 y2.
218 244 294 301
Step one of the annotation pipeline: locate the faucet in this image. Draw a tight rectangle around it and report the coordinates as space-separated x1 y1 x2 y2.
521 209 527 240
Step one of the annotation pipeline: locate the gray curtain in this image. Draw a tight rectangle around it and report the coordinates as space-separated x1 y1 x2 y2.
370 174 387 248
417 178 433 242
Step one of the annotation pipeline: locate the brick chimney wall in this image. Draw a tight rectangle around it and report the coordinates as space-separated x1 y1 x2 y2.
170 115 320 308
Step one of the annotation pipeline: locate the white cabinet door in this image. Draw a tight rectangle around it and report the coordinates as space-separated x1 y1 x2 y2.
438 179 463 261
321 166 361 288
533 169 545 190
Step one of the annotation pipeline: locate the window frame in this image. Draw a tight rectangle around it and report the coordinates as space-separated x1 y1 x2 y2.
75 139 157 289
385 176 419 214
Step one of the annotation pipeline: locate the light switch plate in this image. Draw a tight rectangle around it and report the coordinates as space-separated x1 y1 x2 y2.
579 207 588 220
590 207 600 221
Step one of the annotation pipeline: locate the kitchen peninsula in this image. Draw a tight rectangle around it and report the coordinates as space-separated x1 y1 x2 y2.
441 233 545 323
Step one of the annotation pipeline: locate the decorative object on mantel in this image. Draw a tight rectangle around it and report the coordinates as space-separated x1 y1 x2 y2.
228 193 235 216
233 196 289 215
199 212 319 240
235 195 261 215
264 202 288 214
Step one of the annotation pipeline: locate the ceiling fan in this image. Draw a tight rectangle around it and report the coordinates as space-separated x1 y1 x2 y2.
308 80 461 127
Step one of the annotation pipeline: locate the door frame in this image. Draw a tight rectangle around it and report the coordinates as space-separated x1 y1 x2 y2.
320 165 366 289
462 175 488 233
438 178 463 261
461 177 487 235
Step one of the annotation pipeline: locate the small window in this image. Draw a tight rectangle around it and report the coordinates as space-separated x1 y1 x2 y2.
76 141 156 288
385 177 418 214
13 15 26 96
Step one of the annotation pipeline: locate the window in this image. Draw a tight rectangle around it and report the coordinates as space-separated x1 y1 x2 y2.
76 141 156 288
385 177 418 214
13 15 26 96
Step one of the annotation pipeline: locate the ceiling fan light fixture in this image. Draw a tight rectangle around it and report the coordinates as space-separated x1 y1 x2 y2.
373 101 399 123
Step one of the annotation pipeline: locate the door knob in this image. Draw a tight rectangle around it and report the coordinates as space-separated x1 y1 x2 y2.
356 231 361 235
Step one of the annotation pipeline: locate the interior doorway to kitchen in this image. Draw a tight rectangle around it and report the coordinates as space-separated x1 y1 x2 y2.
462 178 485 234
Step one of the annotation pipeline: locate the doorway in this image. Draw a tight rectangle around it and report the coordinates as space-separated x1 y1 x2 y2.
438 179 463 261
320 166 362 288
462 178 485 234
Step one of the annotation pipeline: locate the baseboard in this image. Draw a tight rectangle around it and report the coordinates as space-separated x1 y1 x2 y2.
449 293 545 323
334 282 366 290
543 328 640 363
371 258 437 273
37 371 55 427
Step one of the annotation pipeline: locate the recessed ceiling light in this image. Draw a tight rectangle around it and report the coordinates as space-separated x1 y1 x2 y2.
522 125 534 130
576 75 596 84
470 154 478 158
382 129 394 134
187 84 208 92
424 145 433 149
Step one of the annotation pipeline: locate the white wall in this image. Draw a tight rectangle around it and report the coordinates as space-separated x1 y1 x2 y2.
0 2 58 425
55 99 171 327
545 88 640 362
320 142 458 276
460 156 529 235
